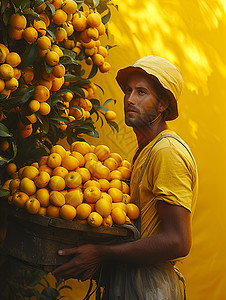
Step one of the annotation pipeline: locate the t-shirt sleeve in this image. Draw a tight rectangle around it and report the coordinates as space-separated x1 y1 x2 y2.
149 146 193 212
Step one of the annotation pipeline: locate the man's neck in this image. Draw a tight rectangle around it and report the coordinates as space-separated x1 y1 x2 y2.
134 122 168 151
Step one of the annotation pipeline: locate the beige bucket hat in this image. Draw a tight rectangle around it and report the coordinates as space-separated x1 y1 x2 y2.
116 55 184 120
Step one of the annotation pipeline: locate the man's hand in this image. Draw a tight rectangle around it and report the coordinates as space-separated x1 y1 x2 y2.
52 244 101 281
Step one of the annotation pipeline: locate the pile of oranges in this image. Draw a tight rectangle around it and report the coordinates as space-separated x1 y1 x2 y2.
0 0 116 137
0 43 21 98
3 141 140 227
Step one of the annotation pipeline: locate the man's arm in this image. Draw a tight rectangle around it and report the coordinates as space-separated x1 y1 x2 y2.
53 201 191 280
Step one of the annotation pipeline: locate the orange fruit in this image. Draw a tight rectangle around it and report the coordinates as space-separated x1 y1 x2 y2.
33 19 46 36
51 77 64 91
52 8 67 25
5 77 19 90
51 44 64 57
109 153 122 167
126 203 140 220
60 204 76 220
25 198 41 214
2 179 13 191
46 204 60 218
87 27 99 40
1 140 9 151
52 64 65 78
52 166 68 178
111 207 126 225
108 187 123 203
38 207 47 215
110 170 122 180
65 171 82 188
39 102 51 115
0 79 5 92
52 0 63 9
38 164 52 176
70 141 92 155
105 110 116 121
109 179 122 190
62 0 77 14
87 211 103 227
86 12 101 28
96 22 105 36
47 152 62 168
99 62 111 73
19 177 36 195
50 190 65 206
7 162 17 175
45 50 59 66
98 178 110 192
100 192 112 203
122 194 131 204
61 155 79 170
34 85 50 102
22 165 39 180
36 36 51 50
13 68 21 80
76 203 91 219
12 191 29 208
50 144 67 159
83 179 101 190
36 188 50 207
121 159 131 169
103 157 118 171
84 159 97 172
102 214 113 227
20 66 34 84
95 198 112 217
92 54 104 66
39 12 50 27
9 178 20 191
38 79 52 90
23 27 38 44
5 52 21 67
111 202 127 214
49 175 66 191
8 27 24 40
0 64 14 80
9 13 27 30
34 171 51 188
83 152 98 163
117 166 131 180
62 22 74 36
54 27 67 42
38 155 48 166
84 186 101 203
70 151 85 167
72 13 87 31
89 161 111 181
76 167 91 183
26 113 38 124
65 188 83 207
97 46 108 58
94 144 110 161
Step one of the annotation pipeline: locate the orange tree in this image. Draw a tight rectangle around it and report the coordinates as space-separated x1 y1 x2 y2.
0 0 118 187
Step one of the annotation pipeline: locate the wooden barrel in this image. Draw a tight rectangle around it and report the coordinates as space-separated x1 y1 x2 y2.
2 205 130 272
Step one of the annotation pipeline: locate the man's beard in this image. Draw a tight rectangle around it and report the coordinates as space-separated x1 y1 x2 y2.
125 107 159 129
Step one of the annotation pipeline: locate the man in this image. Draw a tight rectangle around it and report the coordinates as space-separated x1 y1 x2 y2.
53 55 198 299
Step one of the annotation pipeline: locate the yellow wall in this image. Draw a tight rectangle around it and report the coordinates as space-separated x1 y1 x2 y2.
87 1 226 299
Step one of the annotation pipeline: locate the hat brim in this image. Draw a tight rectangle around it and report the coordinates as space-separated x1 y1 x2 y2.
116 66 178 121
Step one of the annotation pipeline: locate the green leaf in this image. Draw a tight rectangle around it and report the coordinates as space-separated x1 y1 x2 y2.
93 0 100 9
60 55 78 65
0 123 12 137
45 2 55 15
62 49 77 60
103 98 116 106
101 8 111 25
77 0 85 11
64 74 81 83
45 28 56 43
108 120 119 133
50 116 70 123
97 105 108 112
33 0 45 8
37 114 49 135
69 86 85 98
0 189 10 198
88 63 98 79
86 130 99 138
19 43 38 69
44 60 54 74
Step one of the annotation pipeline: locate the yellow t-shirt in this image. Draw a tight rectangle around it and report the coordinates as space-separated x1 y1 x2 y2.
130 129 198 238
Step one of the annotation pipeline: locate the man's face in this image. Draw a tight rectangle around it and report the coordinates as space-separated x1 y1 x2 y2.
124 72 160 129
